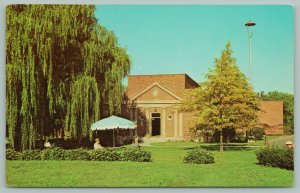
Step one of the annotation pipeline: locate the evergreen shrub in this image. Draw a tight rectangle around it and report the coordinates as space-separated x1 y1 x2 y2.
6 147 152 162
256 147 294 170
119 148 151 162
183 148 215 164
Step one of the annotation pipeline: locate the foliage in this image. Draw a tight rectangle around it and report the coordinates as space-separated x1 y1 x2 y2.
256 147 294 170
183 148 215 164
20 150 41 160
180 42 260 151
40 147 67 160
89 149 120 161
7 147 151 162
259 91 294 134
7 143 293 187
6 149 21 160
235 131 247 142
119 148 152 162
64 148 91 160
66 76 100 142
6 5 131 150
250 127 265 141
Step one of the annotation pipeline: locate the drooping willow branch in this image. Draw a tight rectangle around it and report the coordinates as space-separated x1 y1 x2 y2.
6 5 131 150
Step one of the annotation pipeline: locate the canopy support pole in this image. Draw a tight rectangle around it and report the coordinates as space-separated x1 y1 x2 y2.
113 129 115 147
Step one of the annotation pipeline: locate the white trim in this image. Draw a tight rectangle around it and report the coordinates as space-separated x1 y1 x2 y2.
145 108 150 135
167 115 173 120
174 109 178 137
134 100 180 104
162 108 166 137
131 82 182 101
135 104 173 108
179 112 183 137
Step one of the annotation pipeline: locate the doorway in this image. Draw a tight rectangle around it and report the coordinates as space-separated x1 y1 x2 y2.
151 113 161 136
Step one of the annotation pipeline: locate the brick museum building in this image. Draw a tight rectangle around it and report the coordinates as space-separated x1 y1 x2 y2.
117 74 283 141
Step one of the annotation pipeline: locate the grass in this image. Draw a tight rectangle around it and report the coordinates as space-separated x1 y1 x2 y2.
6 142 294 187
268 135 294 147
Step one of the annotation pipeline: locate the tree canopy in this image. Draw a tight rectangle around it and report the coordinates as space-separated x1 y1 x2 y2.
180 42 260 151
6 5 131 150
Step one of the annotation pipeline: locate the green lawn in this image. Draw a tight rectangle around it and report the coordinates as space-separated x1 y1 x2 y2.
6 142 294 187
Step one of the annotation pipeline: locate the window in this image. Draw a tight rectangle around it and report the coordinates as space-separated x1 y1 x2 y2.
151 113 160 118
167 115 173 120
139 115 145 122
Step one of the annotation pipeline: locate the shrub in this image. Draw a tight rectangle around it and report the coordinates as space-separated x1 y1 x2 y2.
183 148 215 164
6 147 152 162
235 131 247 142
256 147 294 170
21 150 41 160
40 147 66 160
119 148 151 162
251 128 265 141
89 149 120 161
64 148 90 160
6 149 21 160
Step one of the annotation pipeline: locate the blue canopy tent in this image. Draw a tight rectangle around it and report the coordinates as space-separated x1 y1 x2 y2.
91 115 137 147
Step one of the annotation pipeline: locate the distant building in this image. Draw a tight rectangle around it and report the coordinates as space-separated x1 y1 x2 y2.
258 101 284 135
121 74 283 140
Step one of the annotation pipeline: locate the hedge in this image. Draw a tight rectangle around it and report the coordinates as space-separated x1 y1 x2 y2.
6 149 21 160
6 147 151 162
119 148 151 162
256 147 294 170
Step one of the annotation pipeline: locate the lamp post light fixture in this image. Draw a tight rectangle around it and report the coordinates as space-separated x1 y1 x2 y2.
245 20 256 83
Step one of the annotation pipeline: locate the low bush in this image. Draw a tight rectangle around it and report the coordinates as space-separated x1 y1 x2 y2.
21 150 41 160
6 147 152 162
251 128 265 141
183 148 214 164
6 149 21 160
40 147 66 160
89 149 120 161
119 148 151 162
256 147 294 170
64 148 90 160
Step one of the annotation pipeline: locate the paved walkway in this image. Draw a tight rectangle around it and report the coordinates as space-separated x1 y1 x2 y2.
139 136 264 148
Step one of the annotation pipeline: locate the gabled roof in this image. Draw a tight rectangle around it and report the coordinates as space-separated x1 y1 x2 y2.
131 82 182 101
127 74 199 99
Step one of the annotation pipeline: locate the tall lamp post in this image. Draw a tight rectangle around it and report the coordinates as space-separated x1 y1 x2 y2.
245 20 256 83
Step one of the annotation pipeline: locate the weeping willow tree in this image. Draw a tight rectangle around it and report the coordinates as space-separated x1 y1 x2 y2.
6 5 131 150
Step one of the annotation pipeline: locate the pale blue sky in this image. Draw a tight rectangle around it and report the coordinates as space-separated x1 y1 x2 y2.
95 5 294 94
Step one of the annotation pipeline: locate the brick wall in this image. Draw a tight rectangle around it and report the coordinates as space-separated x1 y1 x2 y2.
124 74 284 139
259 101 284 135
127 74 198 99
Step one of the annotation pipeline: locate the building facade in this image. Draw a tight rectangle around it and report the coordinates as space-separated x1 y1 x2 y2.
259 101 284 135
122 74 283 140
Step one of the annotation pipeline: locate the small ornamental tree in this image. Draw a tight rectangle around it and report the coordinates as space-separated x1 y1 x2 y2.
181 42 260 151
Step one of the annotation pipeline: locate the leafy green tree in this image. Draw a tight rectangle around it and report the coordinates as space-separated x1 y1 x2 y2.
6 5 130 150
259 91 294 134
181 42 260 151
